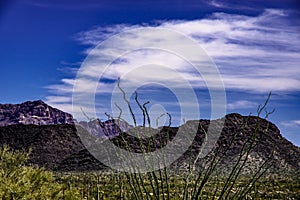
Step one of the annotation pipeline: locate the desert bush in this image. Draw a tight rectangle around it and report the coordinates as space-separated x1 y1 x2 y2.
0 145 80 199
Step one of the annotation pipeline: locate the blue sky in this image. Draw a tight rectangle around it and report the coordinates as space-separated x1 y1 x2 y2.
0 0 299 146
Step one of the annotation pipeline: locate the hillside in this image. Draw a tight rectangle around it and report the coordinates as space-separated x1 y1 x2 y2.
0 113 299 175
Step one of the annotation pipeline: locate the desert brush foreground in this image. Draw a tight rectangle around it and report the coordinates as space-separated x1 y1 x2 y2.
0 145 299 199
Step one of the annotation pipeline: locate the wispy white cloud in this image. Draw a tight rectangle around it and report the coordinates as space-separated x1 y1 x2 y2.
46 96 72 104
206 0 259 10
278 120 300 146
46 9 300 117
57 67 79 75
208 0 224 8
280 120 300 127
227 100 257 110
70 9 300 93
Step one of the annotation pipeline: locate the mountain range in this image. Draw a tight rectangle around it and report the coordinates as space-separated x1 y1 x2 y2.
0 100 299 175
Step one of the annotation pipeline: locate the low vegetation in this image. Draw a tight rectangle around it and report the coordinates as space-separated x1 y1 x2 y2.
0 145 80 199
0 146 298 199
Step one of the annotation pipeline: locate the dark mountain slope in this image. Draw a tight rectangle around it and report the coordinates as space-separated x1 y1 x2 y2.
0 124 84 169
0 113 299 175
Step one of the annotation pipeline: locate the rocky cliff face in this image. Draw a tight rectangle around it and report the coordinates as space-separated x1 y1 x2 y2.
0 100 74 126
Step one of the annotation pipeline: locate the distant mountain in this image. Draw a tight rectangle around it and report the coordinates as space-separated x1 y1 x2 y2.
78 119 132 138
0 100 299 175
0 100 130 138
0 100 74 126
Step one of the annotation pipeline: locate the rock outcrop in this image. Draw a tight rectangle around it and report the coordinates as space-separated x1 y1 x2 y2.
78 119 132 138
0 100 74 126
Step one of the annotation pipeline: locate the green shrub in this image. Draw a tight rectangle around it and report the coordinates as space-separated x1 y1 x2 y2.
0 145 80 199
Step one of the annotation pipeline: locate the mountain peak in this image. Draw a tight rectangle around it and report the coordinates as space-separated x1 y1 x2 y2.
28 99 47 104
0 100 74 126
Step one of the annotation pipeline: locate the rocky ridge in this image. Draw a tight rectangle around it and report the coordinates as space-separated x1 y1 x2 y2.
0 101 299 175
0 100 74 126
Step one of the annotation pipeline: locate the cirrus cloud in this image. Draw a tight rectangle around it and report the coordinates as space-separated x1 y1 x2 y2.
46 9 300 117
